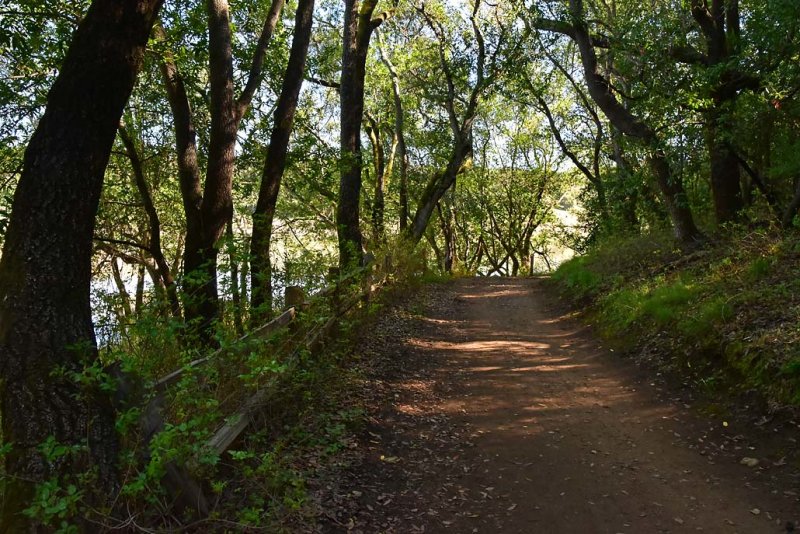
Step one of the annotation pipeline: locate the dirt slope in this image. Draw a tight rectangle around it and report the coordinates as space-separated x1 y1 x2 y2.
316 278 799 533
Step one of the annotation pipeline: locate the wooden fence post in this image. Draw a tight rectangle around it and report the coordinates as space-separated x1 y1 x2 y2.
284 286 306 311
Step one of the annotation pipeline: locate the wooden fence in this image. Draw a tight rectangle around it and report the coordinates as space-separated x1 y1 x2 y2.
133 261 388 516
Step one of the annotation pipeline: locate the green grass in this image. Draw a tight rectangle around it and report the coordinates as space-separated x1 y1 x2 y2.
551 256 602 299
552 228 800 408
746 256 772 281
678 296 733 338
594 277 700 336
640 280 697 325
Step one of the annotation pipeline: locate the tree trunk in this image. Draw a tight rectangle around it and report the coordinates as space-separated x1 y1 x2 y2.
118 125 182 320
0 0 163 528
366 113 386 241
177 0 239 344
227 219 244 336
157 31 207 334
436 201 456 273
160 0 284 343
559 0 702 243
425 228 444 271
135 263 146 316
410 139 472 243
690 0 746 224
250 0 315 324
647 151 701 242
377 31 409 231
337 0 385 270
111 257 134 321
705 116 744 223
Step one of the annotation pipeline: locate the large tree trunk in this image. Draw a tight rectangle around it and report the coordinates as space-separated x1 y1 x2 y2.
178 0 239 344
689 0 746 223
160 0 284 343
560 0 702 243
705 114 744 223
410 139 473 243
250 0 315 324
337 0 385 270
0 0 163 529
157 29 207 333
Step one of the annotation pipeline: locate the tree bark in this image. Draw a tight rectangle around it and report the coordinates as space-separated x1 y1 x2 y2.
337 0 387 270
689 0 745 223
377 31 409 232
250 0 315 324
111 257 134 321
177 0 239 344
557 0 702 242
159 0 284 343
436 201 456 273
365 113 389 241
411 139 473 243
0 0 163 529
226 219 244 336
705 114 744 223
118 124 182 320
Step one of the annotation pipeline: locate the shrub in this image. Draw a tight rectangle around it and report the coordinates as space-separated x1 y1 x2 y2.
553 257 602 298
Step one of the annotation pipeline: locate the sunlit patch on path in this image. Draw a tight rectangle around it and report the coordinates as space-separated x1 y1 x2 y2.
322 278 799 534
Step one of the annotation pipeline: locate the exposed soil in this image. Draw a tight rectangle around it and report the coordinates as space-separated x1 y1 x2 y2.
313 277 800 533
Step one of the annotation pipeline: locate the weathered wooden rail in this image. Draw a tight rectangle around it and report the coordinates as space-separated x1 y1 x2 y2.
138 261 387 516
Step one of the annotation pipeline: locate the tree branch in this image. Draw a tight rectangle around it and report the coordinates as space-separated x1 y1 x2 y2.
94 236 153 255
236 0 286 118
668 44 709 65
531 18 611 48
306 76 341 90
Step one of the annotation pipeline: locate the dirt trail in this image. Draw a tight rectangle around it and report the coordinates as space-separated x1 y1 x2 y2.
319 278 799 533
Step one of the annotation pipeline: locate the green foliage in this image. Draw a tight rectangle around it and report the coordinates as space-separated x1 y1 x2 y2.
22 479 82 533
639 280 697 325
552 257 602 299
20 437 87 531
746 256 772 281
594 278 701 340
678 297 733 338
553 229 800 409
597 288 642 332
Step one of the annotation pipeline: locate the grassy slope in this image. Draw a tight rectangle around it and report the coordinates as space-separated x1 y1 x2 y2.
551 228 800 410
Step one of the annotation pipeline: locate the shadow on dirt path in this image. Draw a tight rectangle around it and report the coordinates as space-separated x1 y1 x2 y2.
318 278 799 533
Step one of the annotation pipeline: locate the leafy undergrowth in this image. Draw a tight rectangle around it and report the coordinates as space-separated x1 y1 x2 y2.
155 275 435 533
225 278 439 533
552 227 800 410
